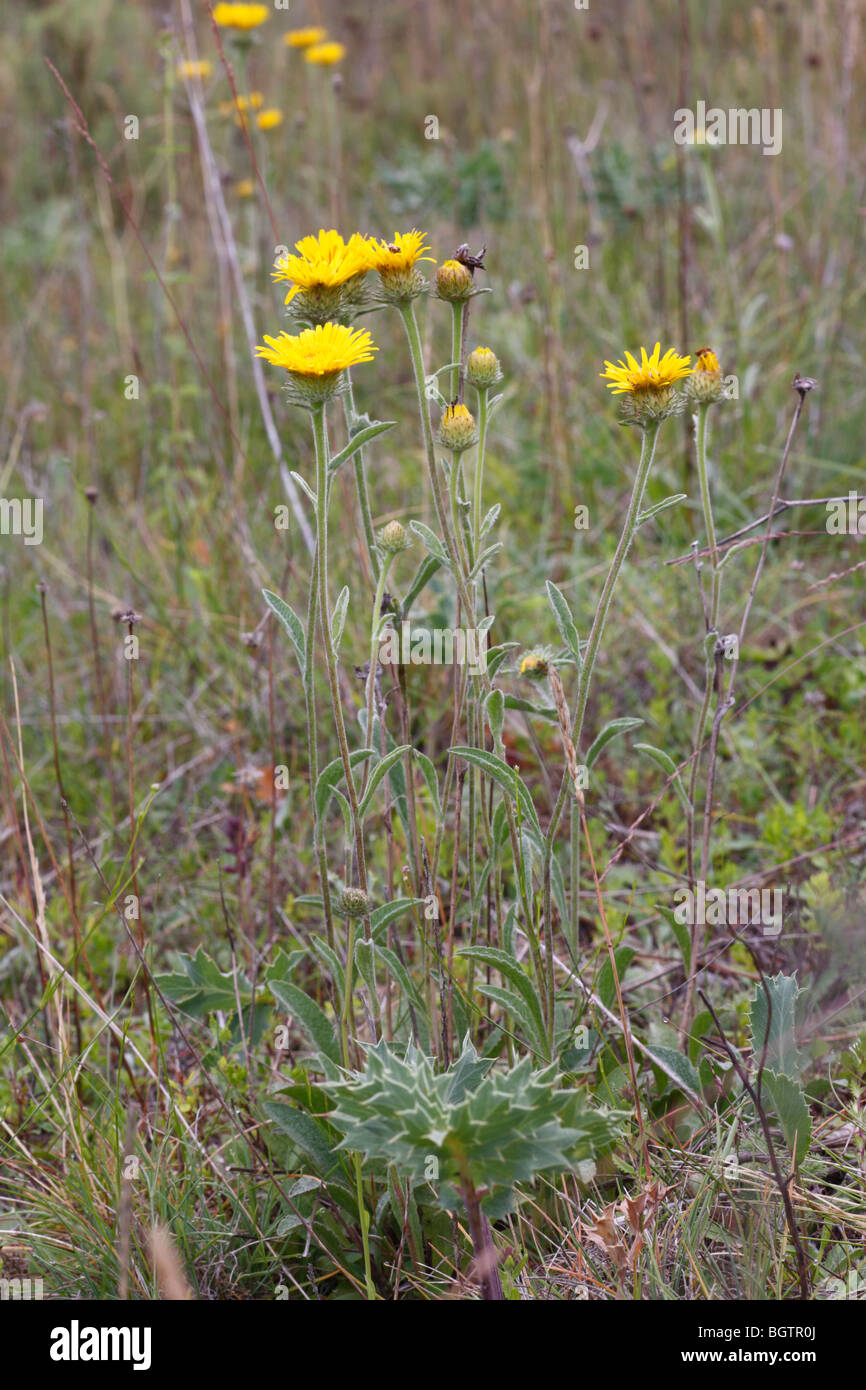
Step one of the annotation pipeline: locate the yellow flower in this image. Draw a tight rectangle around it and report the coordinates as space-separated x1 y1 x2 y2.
367 230 434 302
234 179 256 198
367 230 433 273
285 27 328 48
439 402 477 451
601 343 693 395
304 41 346 65
436 259 474 301
212 3 269 30
221 91 264 116
272 229 375 317
694 347 719 374
256 108 284 131
178 60 212 79
255 322 377 378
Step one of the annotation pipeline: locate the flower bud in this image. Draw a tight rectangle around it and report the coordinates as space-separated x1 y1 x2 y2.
438 402 477 452
684 347 726 405
378 520 411 555
519 647 553 680
466 346 501 390
435 259 474 302
336 887 371 919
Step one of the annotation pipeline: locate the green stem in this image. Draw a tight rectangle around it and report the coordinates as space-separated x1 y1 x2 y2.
472 387 490 567
364 551 394 761
449 302 462 402
342 371 380 585
543 422 662 948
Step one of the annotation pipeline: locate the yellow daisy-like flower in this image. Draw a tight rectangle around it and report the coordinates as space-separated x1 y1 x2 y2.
256 108 284 131
272 229 375 320
694 347 719 374
685 346 726 405
234 179 256 198
601 342 692 395
178 60 212 79
285 27 328 48
304 41 346 65
212 3 269 30
367 230 434 302
255 322 377 377
220 91 264 117
602 343 692 426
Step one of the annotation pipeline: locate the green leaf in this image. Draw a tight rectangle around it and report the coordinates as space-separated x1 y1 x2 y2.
448 746 541 835
637 493 688 526
413 750 442 819
401 555 442 613
762 1070 811 1165
750 973 804 1079
634 743 691 814
331 586 350 656
328 419 397 473
263 589 306 677
357 744 413 822
459 946 547 1056
656 902 691 977
650 1046 703 1100
485 689 505 745
597 946 635 1010
585 717 643 770
370 898 426 941
156 946 252 1018
408 521 450 566
263 1101 344 1179
315 748 376 824
545 581 581 662
289 470 316 506
269 979 340 1067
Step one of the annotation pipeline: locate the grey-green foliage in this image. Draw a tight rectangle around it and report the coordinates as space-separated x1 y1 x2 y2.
750 973 811 1165
322 1036 623 1214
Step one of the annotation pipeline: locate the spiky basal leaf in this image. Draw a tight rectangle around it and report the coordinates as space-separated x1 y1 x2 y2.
322 1036 622 1211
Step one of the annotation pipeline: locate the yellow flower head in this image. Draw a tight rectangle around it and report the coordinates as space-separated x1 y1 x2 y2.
304 41 346 65
601 342 692 396
695 347 720 374
234 179 256 198
212 3 269 30
178 60 212 79
256 108 284 131
519 648 553 680
255 322 377 378
285 27 328 48
367 230 434 302
272 230 375 321
439 402 477 452
685 346 726 406
221 91 263 117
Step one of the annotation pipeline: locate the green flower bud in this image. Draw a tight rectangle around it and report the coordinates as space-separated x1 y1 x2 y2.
466 346 501 389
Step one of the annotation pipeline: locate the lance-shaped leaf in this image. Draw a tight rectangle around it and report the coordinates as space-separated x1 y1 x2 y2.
263 588 306 678
327 418 397 474
750 973 804 1079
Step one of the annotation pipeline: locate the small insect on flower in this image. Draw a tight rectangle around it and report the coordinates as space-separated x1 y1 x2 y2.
255 322 377 405
212 3 270 31
256 108 284 131
685 346 726 405
367 230 434 302
438 402 477 452
177 60 212 79
304 41 346 65
284 27 328 48
601 342 693 426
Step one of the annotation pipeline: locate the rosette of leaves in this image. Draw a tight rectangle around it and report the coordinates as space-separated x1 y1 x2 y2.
322 1036 623 1299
